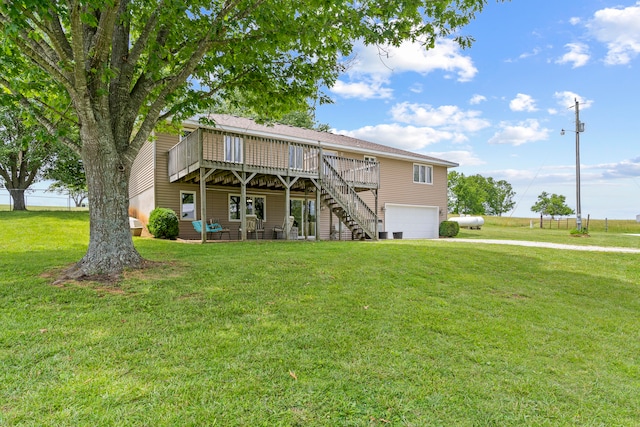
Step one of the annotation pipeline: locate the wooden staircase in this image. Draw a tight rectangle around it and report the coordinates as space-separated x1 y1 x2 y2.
321 157 377 240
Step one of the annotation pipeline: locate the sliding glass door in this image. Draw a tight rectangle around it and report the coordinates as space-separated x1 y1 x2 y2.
290 199 316 239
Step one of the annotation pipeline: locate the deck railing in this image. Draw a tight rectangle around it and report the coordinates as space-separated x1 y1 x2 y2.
168 130 201 181
169 128 321 178
324 154 379 188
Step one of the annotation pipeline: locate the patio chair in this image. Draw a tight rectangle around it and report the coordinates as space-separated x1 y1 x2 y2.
238 215 260 240
273 215 295 239
208 219 230 240
192 220 222 240
253 218 265 240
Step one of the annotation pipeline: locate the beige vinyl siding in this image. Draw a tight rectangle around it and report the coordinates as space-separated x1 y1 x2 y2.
154 133 200 238
376 157 447 231
128 138 156 223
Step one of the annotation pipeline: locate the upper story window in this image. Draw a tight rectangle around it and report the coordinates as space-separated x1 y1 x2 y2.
224 135 243 163
413 164 433 184
364 155 377 163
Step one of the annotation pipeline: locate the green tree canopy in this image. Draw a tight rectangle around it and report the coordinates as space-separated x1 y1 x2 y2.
45 145 88 208
0 102 53 210
531 192 574 219
485 177 516 216
0 0 500 278
448 171 516 216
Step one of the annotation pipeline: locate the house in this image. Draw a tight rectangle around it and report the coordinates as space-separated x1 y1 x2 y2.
128 114 458 241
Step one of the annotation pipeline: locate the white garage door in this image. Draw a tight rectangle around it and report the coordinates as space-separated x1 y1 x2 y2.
384 204 439 239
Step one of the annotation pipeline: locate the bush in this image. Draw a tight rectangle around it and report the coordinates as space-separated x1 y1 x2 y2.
148 208 180 239
570 227 589 236
439 220 460 238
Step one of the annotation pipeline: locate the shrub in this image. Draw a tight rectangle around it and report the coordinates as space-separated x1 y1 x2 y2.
439 220 460 238
148 208 180 239
570 227 589 236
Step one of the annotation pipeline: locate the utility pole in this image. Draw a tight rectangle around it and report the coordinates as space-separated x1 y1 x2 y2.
574 99 582 231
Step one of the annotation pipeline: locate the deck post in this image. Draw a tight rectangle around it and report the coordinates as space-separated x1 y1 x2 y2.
316 187 321 240
373 188 378 241
284 179 291 240
240 172 247 241
200 167 207 243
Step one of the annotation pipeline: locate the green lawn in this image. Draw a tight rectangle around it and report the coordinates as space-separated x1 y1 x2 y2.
1 212 639 426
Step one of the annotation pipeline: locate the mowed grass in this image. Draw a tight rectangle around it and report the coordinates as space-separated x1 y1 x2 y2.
1 212 640 426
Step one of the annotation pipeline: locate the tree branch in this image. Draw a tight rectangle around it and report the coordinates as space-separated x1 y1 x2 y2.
0 14 74 93
0 78 80 152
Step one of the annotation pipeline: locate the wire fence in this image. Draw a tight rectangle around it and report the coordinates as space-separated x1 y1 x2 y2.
0 188 86 211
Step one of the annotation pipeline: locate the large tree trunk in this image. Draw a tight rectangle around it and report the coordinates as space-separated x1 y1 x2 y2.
62 132 144 279
9 188 27 211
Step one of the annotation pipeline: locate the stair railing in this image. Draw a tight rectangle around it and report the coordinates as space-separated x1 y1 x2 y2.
321 157 377 239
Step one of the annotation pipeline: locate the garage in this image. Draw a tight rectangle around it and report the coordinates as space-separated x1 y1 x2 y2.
384 204 439 239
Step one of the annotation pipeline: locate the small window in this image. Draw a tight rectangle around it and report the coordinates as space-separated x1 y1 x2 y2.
413 164 432 184
229 194 266 221
364 155 377 163
180 191 196 220
224 135 243 163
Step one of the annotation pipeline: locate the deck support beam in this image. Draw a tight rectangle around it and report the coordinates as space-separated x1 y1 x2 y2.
199 167 216 243
276 175 299 240
232 171 257 241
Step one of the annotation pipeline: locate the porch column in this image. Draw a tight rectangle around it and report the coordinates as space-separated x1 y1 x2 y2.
240 173 247 241
316 187 321 240
303 189 309 240
200 167 207 243
284 180 291 240
329 210 333 240
373 188 378 241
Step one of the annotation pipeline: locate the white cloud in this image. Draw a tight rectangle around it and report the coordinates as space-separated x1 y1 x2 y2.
509 93 538 112
427 150 485 167
600 157 640 178
330 80 393 99
409 83 423 94
556 43 590 68
469 94 487 105
330 38 478 99
587 2 640 65
553 91 594 110
518 47 542 59
569 17 581 25
488 119 550 146
335 123 461 152
389 102 491 132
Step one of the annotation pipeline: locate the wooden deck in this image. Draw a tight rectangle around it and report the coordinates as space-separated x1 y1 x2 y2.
168 128 379 191
167 127 380 242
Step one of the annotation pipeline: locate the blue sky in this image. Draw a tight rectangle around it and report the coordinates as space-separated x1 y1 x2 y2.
316 0 640 220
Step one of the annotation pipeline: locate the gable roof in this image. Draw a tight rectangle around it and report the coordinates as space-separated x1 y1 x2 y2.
183 114 459 168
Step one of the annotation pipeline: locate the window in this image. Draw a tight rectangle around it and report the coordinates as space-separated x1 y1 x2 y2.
364 155 377 163
180 191 196 220
413 164 432 184
224 135 243 163
229 194 266 221
289 145 303 169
